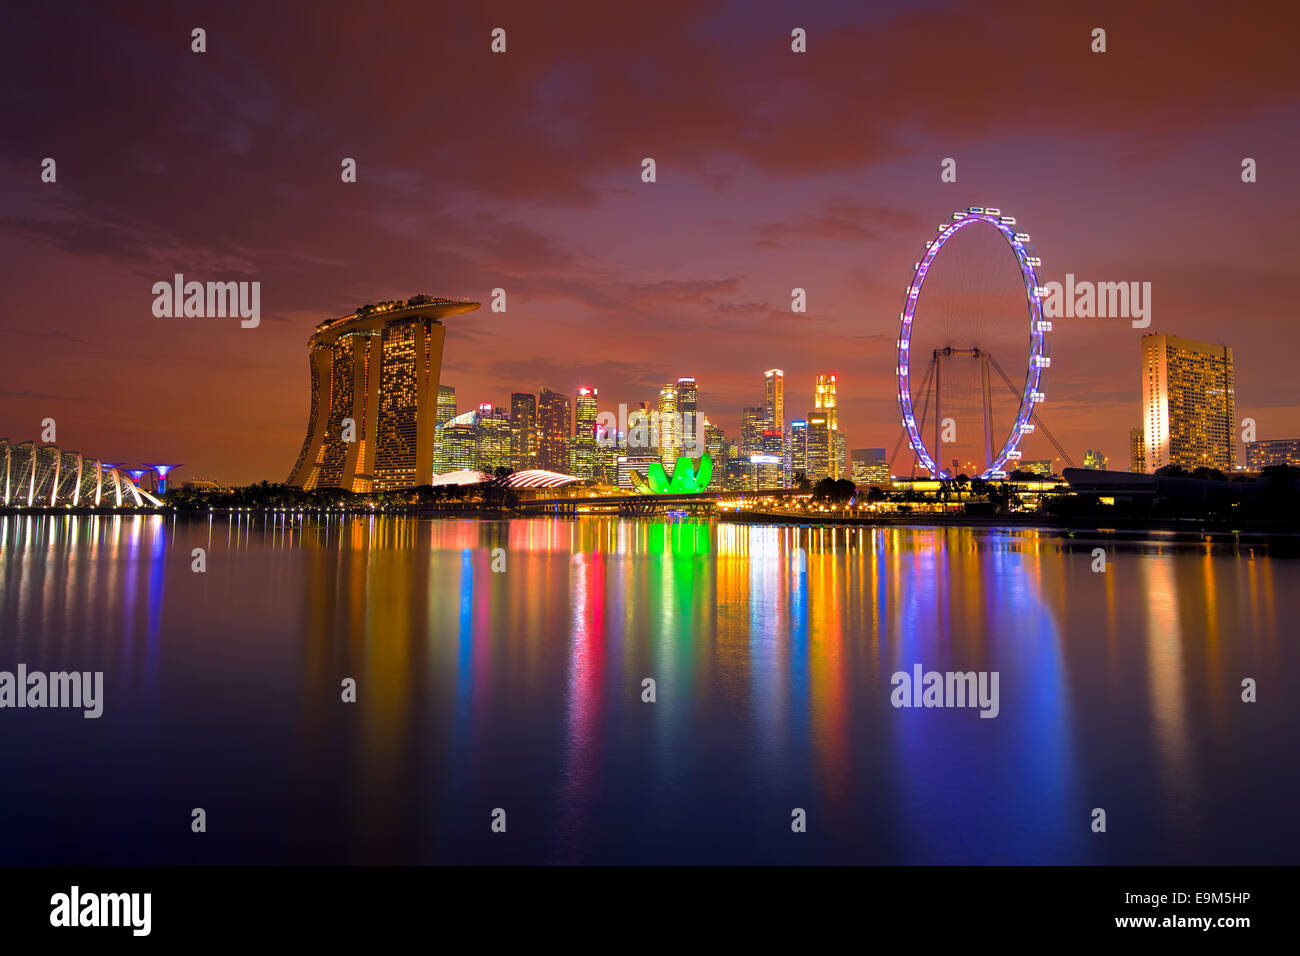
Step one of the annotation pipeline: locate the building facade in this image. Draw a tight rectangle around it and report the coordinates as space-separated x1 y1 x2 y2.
288 296 479 491
537 387 572 473
1140 334 1236 473
509 392 537 470
1245 438 1300 470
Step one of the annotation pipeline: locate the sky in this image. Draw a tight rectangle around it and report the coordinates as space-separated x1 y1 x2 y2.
2 0 1298 484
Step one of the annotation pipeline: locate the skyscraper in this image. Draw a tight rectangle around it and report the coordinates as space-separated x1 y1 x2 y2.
436 385 457 428
1140 334 1236 472
288 295 480 491
657 384 679 463
790 420 808 479
476 404 512 471
764 369 784 433
815 373 841 478
571 386 600 478
806 412 832 481
538 387 572 473
509 392 536 470
740 406 766 458
676 377 700 457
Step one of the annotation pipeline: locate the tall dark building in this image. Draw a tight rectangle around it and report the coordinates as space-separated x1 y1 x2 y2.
288 295 479 491
538 386 572 473
676 376 699 457
509 392 537 469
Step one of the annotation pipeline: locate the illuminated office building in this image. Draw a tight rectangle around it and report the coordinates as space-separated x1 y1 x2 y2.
436 410 477 473
436 385 457 427
568 386 600 478
476 405 512 471
740 406 765 458
1082 449 1109 470
814 373 840 478
806 412 832 481
1245 438 1300 470
676 377 700 457
537 387 572 472
287 295 480 491
1129 428 1145 474
1140 334 1235 473
509 392 537 469
704 419 728 466
851 448 889 485
764 369 784 433
751 454 783 490
627 402 655 455
790 420 808 479
657 384 679 463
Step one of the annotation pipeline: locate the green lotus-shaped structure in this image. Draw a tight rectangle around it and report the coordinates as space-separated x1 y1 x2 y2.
628 454 712 494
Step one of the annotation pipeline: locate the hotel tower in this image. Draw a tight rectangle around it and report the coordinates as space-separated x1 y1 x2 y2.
1139 334 1235 473
287 295 480 491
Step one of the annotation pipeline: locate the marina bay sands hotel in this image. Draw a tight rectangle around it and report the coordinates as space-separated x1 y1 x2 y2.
287 295 480 492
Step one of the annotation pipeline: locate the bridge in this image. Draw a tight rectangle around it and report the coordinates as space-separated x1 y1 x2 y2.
519 488 804 516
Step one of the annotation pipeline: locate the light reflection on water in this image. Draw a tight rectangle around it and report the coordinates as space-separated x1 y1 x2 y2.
0 513 1295 864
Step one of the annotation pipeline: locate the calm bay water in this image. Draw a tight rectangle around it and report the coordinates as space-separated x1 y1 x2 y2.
0 513 1296 865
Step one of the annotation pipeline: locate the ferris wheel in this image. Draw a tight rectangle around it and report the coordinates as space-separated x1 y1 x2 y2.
894 207 1061 480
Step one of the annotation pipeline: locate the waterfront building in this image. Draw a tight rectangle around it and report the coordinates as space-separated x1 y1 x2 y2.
1140 334 1236 473
851 448 889 485
1245 438 1300 470
287 295 479 491
815 374 840 478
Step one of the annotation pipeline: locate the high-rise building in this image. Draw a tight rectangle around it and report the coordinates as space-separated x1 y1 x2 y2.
704 420 728 466
436 385 457 427
509 392 537 469
740 406 766 458
1129 428 1145 474
288 296 480 491
806 412 832 481
851 448 889 485
1082 449 1108 470
436 409 477 473
657 384 679 463
815 373 840 478
1245 438 1300 470
790 420 808 480
627 402 656 455
751 454 783 490
537 386 572 473
476 404 512 471
676 377 700 457
764 369 784 433
570 386 600 478
1140 334 1235 473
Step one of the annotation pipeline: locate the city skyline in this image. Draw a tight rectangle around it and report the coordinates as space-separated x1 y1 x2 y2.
2 2 1298 486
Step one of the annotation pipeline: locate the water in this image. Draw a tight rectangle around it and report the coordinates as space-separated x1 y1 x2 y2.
0 514 1295 865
